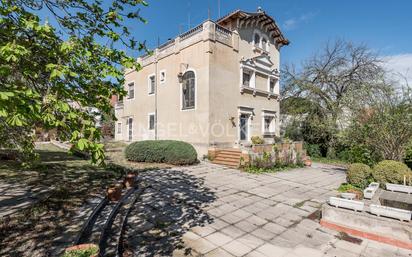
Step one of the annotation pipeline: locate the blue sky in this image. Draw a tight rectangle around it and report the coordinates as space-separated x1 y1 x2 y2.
131 0 412 78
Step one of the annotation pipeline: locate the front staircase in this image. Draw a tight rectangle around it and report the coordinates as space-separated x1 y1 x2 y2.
212 148 242 168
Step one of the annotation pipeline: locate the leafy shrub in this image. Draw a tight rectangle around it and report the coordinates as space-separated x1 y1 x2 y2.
125 140 197 165
346 163 372 189
404 142 412 169
251 136 264 145
304 143 321 158
372 160 412 185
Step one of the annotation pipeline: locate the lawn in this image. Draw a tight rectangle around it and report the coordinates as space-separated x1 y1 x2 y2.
312 157 350 168
0 142 165 256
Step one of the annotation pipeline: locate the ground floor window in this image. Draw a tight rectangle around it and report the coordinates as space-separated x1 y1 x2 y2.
262 113 276 134
126 118 133 141
148 113 155 130
117 122 122 134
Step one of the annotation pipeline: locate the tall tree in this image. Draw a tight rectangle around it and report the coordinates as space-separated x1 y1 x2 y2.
282 39 385 155
0 0 147 164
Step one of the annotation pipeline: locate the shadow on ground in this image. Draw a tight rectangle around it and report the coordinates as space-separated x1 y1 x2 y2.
123 168 216 257
0 148 128 256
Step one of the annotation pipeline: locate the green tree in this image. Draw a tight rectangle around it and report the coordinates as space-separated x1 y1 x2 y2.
347 84 412 161
0 0 148 164
282 39 385 156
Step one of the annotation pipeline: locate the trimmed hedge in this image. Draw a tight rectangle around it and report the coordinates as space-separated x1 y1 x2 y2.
346 163 372 189
125 140 197 165
372 160 412 185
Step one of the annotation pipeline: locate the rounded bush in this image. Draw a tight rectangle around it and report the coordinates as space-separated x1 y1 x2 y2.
346 163 372 189
125 140 197 165
372 160 412 185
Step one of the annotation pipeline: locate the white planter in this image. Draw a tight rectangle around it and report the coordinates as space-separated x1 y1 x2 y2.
368 182 380 189
370 204 411 221
363 183 379 199
386 183 412 194
329 197 364 212
363 188 374 199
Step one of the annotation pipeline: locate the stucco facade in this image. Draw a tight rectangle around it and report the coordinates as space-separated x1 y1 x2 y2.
114 9 289 156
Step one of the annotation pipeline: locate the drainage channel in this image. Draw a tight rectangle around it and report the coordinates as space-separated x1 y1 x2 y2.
74 180 144 257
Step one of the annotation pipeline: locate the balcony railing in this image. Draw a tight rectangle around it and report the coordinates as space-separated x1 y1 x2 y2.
115 101 124 109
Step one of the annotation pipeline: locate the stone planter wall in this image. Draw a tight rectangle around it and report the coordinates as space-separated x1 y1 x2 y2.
246 141 306 166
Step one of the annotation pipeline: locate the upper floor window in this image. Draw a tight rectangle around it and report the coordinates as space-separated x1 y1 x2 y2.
254 34 260 47
160 70 166 84
269 79 275 93
148 75 155 95
242 71 251 87
254 30 269 51
182 71 195 110
127 82 134 99
148 113 155 130
262 38 268 51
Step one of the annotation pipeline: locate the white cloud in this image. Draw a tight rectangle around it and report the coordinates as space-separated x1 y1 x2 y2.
283 12 317 31
382 53 412 85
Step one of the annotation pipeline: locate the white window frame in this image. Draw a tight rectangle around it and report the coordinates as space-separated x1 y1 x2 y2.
268 77 278 93
254 33 260 47
159 69 166 84
148 112 155 130
253 29 269 52
240 66 255 88
180 68 197 111
126 81 135 100
147 73 155 95
126 117 133 141
117 122 122 134
261 111 277 134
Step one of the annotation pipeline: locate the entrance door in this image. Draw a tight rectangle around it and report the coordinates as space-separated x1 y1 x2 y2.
239 114 249 141
128 118 133 141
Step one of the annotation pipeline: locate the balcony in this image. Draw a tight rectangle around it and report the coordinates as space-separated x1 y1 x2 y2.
115 101 124 109
240 86 279 99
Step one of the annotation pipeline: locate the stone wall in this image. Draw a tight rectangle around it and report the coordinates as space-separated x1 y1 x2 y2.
246 141 306 166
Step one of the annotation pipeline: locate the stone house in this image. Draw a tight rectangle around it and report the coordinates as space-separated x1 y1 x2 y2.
114 8 289 157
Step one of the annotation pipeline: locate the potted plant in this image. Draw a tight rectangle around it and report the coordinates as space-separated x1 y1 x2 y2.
124 172 137 188
107 183 122 201
63 243 99 257
304 158 312 167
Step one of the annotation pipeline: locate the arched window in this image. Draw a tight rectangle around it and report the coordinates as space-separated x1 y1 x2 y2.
182 70 195 109
262 38 268 51
254 33 260 47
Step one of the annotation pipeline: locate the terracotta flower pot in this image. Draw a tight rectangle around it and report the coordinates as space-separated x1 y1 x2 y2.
304 159 312 167
64 243 99 257
107 184 122 201
124 173 137 188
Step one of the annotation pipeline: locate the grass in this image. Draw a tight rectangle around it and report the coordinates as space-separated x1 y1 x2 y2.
0 143 142 256
337 183 362 192
311 157 349 168
243 163 304 174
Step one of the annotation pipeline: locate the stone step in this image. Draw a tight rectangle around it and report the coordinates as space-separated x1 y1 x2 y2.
214 155 240 161
212 159 239 168
216 152 241 158
218 148 242 154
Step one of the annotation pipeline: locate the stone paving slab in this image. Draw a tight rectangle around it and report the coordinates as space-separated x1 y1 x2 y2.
171 162 408 257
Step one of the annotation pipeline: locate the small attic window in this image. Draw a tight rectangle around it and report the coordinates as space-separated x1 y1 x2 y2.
254 34 260 47
262 38 268 51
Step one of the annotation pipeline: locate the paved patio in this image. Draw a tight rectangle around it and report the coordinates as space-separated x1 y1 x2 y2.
126 162 410 257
